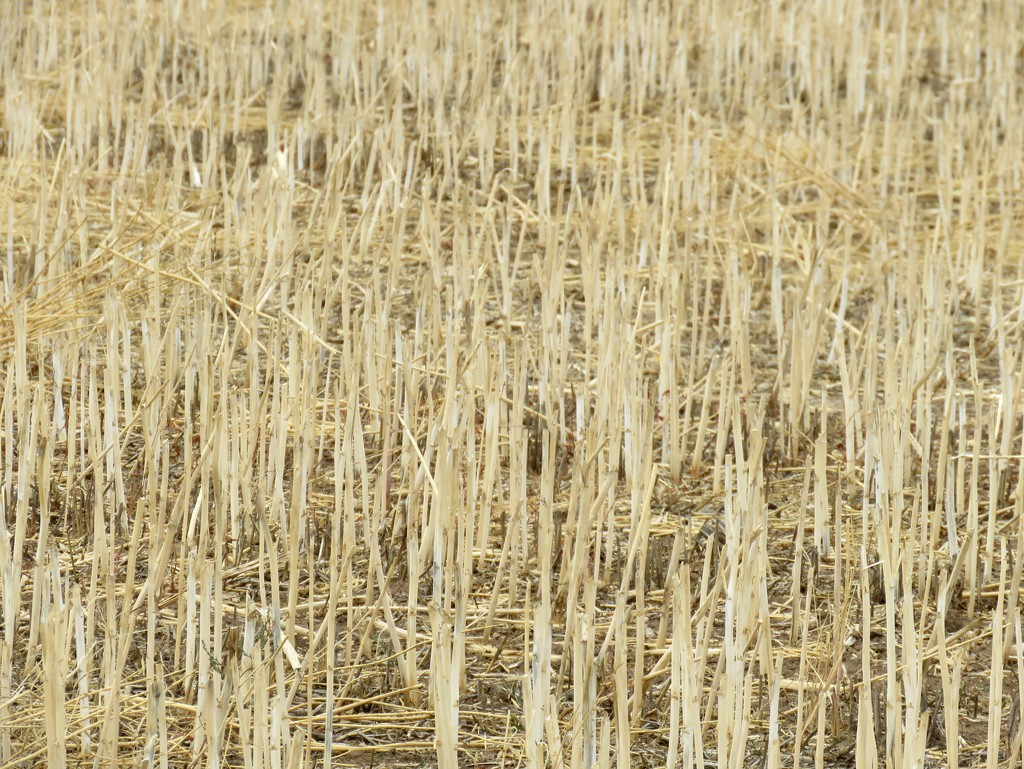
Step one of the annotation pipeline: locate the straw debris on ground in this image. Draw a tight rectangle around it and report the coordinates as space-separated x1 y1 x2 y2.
2 1 1024 768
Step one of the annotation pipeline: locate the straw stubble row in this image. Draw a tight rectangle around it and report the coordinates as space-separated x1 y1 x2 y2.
2 0 1024 768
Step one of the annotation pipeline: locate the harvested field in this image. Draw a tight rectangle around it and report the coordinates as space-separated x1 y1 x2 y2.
3 0 1024 767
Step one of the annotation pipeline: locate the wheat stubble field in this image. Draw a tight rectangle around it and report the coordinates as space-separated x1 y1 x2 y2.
3 0 1024 767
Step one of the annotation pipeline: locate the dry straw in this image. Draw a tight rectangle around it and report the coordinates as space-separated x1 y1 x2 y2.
2 0 1024 767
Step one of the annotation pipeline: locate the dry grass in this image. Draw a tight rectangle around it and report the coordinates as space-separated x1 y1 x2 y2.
2 0 1024 767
